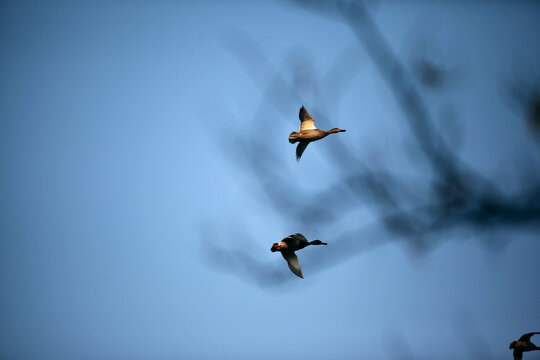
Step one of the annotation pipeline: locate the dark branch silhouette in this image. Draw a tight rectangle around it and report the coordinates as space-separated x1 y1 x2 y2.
200 0 540 287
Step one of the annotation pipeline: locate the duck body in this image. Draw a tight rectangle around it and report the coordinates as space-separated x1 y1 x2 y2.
510 332 540 360
272 233 310 251
289 106 346 161
270 233 327 279
289 129 334 144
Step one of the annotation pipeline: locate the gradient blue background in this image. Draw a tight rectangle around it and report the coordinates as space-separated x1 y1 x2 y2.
1 1 539 359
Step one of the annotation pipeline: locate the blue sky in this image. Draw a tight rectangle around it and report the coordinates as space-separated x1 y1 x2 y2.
1 1 539 359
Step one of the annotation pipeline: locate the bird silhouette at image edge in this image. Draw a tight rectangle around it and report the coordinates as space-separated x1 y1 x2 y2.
289 105 346 161
510 332 540 360
270 233 327 278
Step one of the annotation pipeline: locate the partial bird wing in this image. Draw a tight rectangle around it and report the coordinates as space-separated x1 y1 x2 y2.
299 106 316 131
296 142 309 161
518 332 540 342
284 233 307 242
281 250 304 279
513 348 523 360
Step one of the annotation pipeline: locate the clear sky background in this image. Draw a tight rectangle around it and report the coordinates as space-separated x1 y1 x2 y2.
1 1 539 359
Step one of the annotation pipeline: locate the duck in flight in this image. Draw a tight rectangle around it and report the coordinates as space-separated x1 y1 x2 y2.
510 332 540 360
270 233 327 278
289 105 346 161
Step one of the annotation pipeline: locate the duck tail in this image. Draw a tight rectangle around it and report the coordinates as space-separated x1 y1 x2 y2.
289 132 299 144
310 240 327 245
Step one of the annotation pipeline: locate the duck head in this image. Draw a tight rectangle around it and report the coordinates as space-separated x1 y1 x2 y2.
509 341 518 349
270 243 281 252
328 128 346 133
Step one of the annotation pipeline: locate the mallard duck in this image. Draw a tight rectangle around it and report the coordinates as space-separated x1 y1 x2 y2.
270 233 327 278
289 105 346 161
510 332 540 360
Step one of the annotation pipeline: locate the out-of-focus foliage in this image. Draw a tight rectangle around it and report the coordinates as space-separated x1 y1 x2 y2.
201 0 540 288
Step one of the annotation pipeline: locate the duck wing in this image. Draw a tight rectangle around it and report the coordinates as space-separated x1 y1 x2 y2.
296 142 309 161
299 106 316 131
283 233 309 249
518 332 540 342
281 250 304 279
285 233 307 242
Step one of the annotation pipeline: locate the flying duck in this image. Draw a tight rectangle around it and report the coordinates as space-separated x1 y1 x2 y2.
270 233 327 278
289 105 346 161
510 332 540 360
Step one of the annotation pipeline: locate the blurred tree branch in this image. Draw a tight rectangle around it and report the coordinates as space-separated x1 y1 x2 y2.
200 0 540 286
